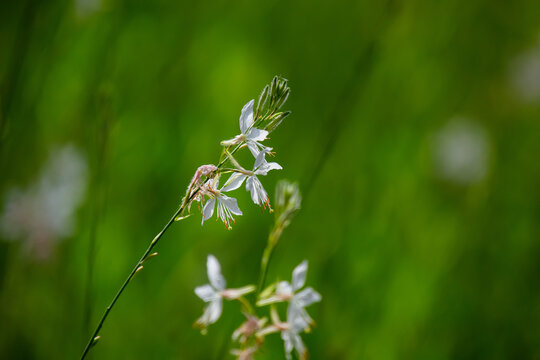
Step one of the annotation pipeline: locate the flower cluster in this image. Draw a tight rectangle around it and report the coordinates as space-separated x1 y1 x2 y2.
182 77 290 229
194 256 321 360
189 79 321 360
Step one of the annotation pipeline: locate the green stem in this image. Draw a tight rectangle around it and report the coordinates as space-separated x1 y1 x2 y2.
256 226 281 300
80 204 186 359
81 143 243 359
237 296 255 315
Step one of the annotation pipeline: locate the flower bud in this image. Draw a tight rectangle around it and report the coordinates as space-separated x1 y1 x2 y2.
274 180 302 228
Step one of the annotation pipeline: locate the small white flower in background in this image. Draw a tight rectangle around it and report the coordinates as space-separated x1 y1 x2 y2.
194 255 254 329
74 0 101 19
0 144 88 261
201 177 243 229
509 35 540 103
222 150 282 208
221 100 271 158
258 307 309 360
433 117 490 185
258 260 321 327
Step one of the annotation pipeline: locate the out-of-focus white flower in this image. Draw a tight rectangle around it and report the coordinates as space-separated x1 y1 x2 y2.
258 261 321 327
201 177 243 229
222 150 282 208
0 144 88 261
221 100 271 157
258 307 309 360
74 0 101 19
433 117 490 185
509 36 540 103
194 255 254 329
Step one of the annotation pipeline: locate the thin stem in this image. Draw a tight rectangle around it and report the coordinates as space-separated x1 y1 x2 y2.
80 203 185 359
81 143 243 359
256 226 281 300
237 296 255 315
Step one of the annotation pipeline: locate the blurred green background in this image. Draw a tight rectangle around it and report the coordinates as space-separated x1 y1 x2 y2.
1 0 540 359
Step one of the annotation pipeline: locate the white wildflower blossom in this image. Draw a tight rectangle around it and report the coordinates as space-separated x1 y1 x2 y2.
433 118 490 185
221 150 282 208
201 177 243 229
221 100 271 158
258 307 309 360
258 261 321 327
195 255 255 328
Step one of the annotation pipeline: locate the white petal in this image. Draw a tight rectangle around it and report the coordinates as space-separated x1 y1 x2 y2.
195 284 218 302
255 161 282 176
254 149 267 168
247 142 272 159
219 195 243 215
221 173 247 192
207 299 223 324
281 331 294 360
202 198 215 224
292 332 306 358
292 261 308 291
239 100 254 134
288 307 310 332
288 304 313 330
294 287 321 307
245 128 268 142
246 176 268 206
197 298 223 326
207 255 226 290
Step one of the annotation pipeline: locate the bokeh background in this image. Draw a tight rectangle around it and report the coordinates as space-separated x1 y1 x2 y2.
1 0 540 359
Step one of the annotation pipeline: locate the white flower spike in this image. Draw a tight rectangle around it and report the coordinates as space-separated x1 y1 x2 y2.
195 255 255 329
221 100 271 158
221 150 282 208
201 177 243 229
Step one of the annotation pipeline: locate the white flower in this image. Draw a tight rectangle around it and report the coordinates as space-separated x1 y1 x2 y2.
221 150 282 208
194 255 254 328
201 177 243 229
258 261 321 327
221 100 271 158
259 307 309 360
433 118 490 185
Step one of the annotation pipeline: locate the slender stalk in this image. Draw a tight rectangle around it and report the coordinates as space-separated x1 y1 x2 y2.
80 203 184 359
256 226 281 299
81 144 243 359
